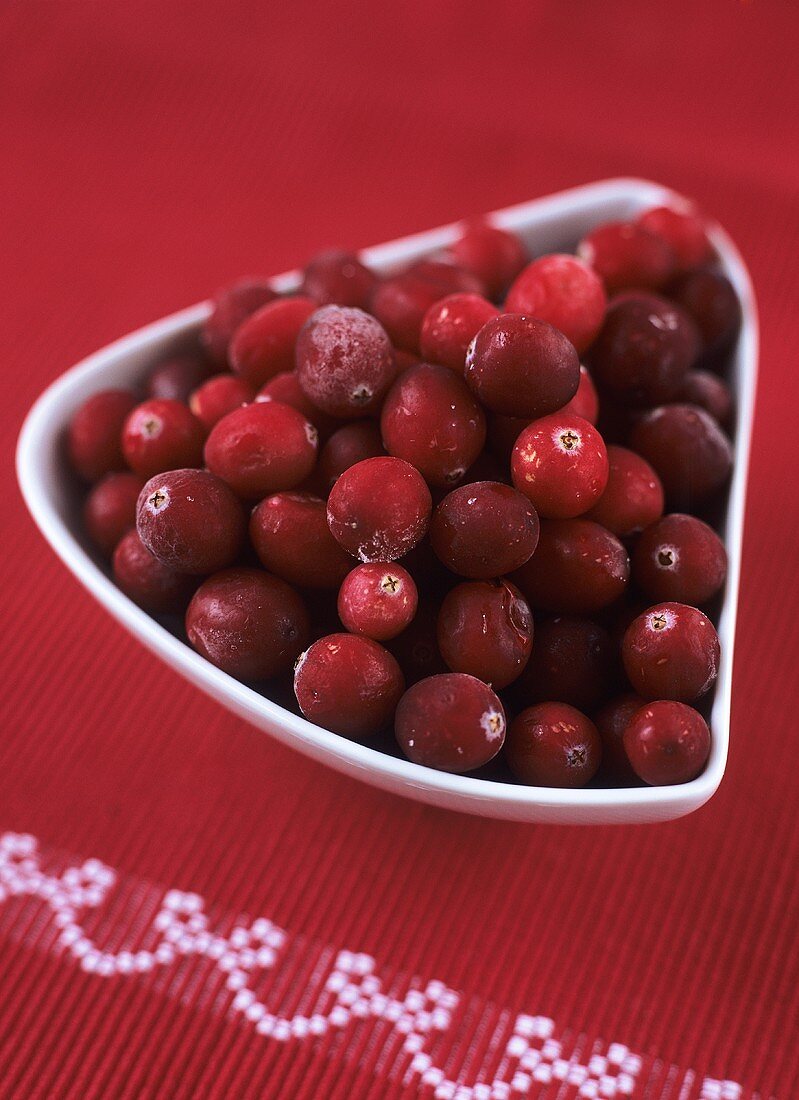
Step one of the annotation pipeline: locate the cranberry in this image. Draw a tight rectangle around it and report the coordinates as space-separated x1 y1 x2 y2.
250 492 352 590
296 305 395 418
301 250 378 309
327 456 432 562
255 371 337 437
393 347 421 373
623 700 711 784
381 363 486 487
516 616 615 712
511 414 609 519
437 579 533 689
594 694 643 783
294 633 404 738
187 567 309 681
448 220 528 299
370 274 451 354
137 468 245 574
465 314 580 418
584 445 663 537
505 254 607 354
463 449 508 484
317 421 385 494
67 389 137 482
204 400 318 500
147 355 211 402
577 221 676 294
505 702 601 787
669 270 741 360
632 513 727 605
395 673 506 773
637 205 713 273
430 481 539 579
387 601 447 684
487 413 529 462
512 519 629 614
559 364 600 424
83 471 144 556
112 530 195 614
629 404 733 508
419 293 499 372
622 602 720 702
122 399 205 478
338 563 418 641
677 369 733 427
189 374 254 431
406 258 486 297
202 278 278 366
229 296 316 387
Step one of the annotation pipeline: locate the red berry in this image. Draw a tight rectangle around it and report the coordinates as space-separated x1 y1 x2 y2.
67 389 138 482
437 579 533 689
250 492 352 590
204 401 318 500
387 601 448 684
255 371 337 438
137 469 245 574
381 363 486 487
229 296 316 387
405 258 486 297
419 292 499 372
632 513 727 605
317 421 386 494
112 529 195 614
448 220 528 299
511 414 609 519
301 250 378 309
505 702 601 787
623 700 711 784
512 519 629 614
622 602 720 702
465 314 580 417
584 445 664 537
593 694 643 783
186 567 309 681
370 274 451 354
629 404 733 508
326 456 432 562
677 369 733 427
189 374 254 431
148 355 211 402
637 205 713 273
515 616 615 712
558 364 600 424
430 481 539 578
578 221 676 294
294 633 404 738
669 270 741 360
338 563 418 641
202 279 278 366
395 673 506 773
84 471 144 556
122 399 205 478
505 254 607 354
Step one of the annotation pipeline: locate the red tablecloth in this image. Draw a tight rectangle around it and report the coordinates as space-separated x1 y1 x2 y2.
2 2 798 1096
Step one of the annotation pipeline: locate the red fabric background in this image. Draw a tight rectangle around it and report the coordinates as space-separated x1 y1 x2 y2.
2 1 799 1096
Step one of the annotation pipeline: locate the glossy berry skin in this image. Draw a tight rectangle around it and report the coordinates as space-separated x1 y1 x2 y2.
632 513 727 605
394 673 506 773
204 400 318 501
137 468 246 574
317 421 385 494
338 563 418 641
148 355 211 403
112 530 195 614
229 296 316 387
327 456 432 562
255 371 337 438
559 364 600 424
189 374 254 431
585 445 664 537
186 567 309 681
511 414 609 519
301 250 378 309
594 694 643 783
430 481 539 579
577 221 675 294
506 702 601 787
637 205 712 273
370 273 452 354
202 278 278 366
419 293 499 372
629 404 733 508
250 492 352 590
448 220 528 299
512 519 629 614
437 579 533 689
516 616 615 712
622 602 720 702
465 314 580 418
381 363 486 487
505 254 607 354
67 389 138 482
677 369 733 428
122 399 205 479
296 305 396 418
405 259 486 297
294 633 404 739
623 700 711 785
83 471 144 556
669 270 741 360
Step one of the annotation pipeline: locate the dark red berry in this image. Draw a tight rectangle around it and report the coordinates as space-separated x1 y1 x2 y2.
122 399 205 478
395 673 506 773
448 220 528 299
558 364 600 424
437 579 533 689
67 390 138 482
512 414 609 519
516 616 615 712
584 445 664 537
316 421 385 495
112 529 195 614
505 254 607 354
405 258 486 297
250 492 352 590
255 371 338 438
202 279 278 366
83 471 144 556
430 481 539 579
505 702 601 787
629 404 733 508
229 296 316 387
512 519 629 614
148 355 211 403
387 601 448 684
669 270 741 360
593 694 643 783
370 273 451 354
301 250 378 309
419 292 499 372
677 369 733 427
637 205 712 273
338 563 418 640
189 374 254 431
622 602 720 702
578 221 676 294
632 513 727 605
623 700 711 784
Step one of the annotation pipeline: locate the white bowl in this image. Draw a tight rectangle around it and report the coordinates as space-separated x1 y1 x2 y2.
16 178 757 824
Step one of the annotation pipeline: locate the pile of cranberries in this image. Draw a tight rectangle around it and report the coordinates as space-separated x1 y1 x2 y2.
69 199 739 790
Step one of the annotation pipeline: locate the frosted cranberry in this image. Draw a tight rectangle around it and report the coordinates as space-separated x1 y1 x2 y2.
589 294 699 407
229 296 316 387
250 492 352 590
506 702 601 787
395 673 506 772
669 270 741 360
505 254 607 354
189 374 254 431
511 414 609 519
84 471 144 556
516 616 615 712
512 519 629 614
419 293 499 372
301 250 378 308
204 401 318 500
296 306 395 418
112 530 195 614
187 567 309 680
137 469 245 574
122 399 205 478
294 633 404 738
622 602 720 702
465 314 580 418
327 456 432 562
338 563 418 641
632 513 727 605
381 363 486 487
448 220 528 299
677 369 733 427
437 579 532 689
148 355 210 402
623 700 711 784
594 694 643 783
370 274 449 353
67 389 138 482
202 279 278 366
406 259 486 297
584 445 663 537
255 372 337 438
317 422 385 494
637 205 713 273
558 364 600 424
629 404 732 508
578 221 676 294
430 481 539 578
